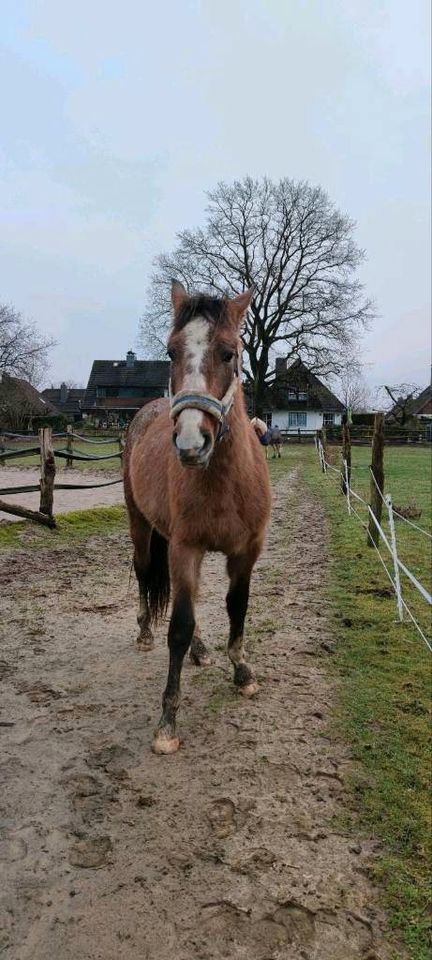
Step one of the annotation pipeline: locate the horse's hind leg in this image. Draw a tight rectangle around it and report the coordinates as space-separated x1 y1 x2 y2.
190 625 211 666
130 515 155 651
226 547 261 697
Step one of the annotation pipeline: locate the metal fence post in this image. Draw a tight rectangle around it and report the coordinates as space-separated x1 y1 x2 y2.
386 493 404 622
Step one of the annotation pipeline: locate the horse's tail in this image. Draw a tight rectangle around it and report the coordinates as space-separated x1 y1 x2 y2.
146 529 170 623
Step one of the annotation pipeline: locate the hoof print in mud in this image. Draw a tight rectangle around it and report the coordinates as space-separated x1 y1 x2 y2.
207 798 245 838
68 835 112 869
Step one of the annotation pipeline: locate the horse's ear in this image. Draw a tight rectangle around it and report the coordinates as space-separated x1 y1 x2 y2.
171 279 189 315
227 287 255 326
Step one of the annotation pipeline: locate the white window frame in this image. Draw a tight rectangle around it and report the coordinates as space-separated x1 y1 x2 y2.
288 411 307 427
323 412 335 426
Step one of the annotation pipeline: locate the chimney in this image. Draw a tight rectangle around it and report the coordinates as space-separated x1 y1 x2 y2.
126 350 136 369
275 357 287 379
60 382 68 403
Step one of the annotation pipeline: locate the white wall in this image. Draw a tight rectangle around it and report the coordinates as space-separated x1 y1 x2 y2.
270 410 342 432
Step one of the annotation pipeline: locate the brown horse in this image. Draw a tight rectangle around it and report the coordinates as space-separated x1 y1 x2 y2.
124 281 272 754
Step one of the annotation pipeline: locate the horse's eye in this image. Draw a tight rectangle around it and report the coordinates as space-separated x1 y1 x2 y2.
222 350 234 363
167 348 176 362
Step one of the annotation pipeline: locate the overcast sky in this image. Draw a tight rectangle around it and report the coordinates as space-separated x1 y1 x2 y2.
1 0 430 392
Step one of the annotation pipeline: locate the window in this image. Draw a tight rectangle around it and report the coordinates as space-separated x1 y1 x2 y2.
288 412 307 427
287 388 308 401
96 386 106 398
264 412 273 427
323 412 335 426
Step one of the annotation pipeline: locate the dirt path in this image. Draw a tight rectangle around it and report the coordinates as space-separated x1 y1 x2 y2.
0 471 397 960
0 468 124 522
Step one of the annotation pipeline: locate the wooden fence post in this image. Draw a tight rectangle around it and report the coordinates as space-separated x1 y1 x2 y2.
341 420 351 495
367 412 385 548
39 427 56 521
66 424 73 468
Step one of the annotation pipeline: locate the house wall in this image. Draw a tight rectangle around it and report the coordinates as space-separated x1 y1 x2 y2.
269 410 342 432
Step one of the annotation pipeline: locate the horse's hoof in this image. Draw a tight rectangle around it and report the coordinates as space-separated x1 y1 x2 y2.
190 638 211 666
137 637 155 651
238 681 259 697
136 628 154 651
152 731 180 755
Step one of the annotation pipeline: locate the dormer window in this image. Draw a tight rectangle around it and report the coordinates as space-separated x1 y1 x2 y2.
288 388 308 401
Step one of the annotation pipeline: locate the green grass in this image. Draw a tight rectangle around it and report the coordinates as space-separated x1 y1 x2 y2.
301 443 432 959
0 504 127 551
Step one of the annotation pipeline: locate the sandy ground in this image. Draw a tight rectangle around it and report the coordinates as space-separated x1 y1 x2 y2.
0 468 124 522
0 470 400 960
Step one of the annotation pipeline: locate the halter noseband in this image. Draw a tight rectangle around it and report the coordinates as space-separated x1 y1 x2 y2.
169 353 239 442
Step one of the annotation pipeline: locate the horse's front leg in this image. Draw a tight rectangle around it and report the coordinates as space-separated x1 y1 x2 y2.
226 548 261 697
152 542 203 755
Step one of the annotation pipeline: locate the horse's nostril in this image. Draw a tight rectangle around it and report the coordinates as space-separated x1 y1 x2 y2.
201 431 212 452
172 431 178 448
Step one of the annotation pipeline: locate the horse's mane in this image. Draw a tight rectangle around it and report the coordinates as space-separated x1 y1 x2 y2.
174 295 228 331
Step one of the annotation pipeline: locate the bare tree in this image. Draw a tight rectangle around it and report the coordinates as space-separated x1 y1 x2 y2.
139 177 373 415
0 303 55 386
334 367 371 411
382 383 423 425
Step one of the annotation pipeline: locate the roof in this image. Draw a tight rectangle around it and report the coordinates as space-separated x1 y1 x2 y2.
0 373 56 419
83 359 170 409
41 387 85 415
268 359 344 412
411 384 432 416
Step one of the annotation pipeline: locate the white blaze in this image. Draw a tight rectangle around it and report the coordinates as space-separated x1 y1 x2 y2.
176 318 209 451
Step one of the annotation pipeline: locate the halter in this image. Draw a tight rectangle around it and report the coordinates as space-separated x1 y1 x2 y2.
169 352 239 442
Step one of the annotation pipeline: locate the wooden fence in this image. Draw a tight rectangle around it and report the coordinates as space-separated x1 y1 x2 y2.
0 428 124 527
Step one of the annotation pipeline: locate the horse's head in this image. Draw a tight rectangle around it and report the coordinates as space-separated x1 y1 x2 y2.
167 281 253 468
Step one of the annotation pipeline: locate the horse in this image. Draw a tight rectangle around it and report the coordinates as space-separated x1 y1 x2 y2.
123 281 272 754
251 416 271 460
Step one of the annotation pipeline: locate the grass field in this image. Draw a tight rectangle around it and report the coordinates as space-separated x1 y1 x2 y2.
0 435 122 471
302 443 431 959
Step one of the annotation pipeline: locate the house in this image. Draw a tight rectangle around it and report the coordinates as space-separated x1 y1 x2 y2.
0 372 56 430
386 382 432 425
263 358 344 433
41 383 85 422
415 385 432 418
82 351 170 423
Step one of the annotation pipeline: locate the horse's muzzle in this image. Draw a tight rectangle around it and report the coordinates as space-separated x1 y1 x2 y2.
172 430 213 468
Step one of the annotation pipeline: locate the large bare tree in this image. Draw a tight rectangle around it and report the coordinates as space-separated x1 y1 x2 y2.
0 302 54 386
140 177 373 414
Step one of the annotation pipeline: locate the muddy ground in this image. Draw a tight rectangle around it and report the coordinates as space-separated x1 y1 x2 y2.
0 470 400 959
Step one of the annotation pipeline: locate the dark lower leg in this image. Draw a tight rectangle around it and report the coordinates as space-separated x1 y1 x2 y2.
226 557 257 694
153 589 195 753
135 562 154 650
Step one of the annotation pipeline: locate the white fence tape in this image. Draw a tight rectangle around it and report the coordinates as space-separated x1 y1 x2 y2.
316 443 432 653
